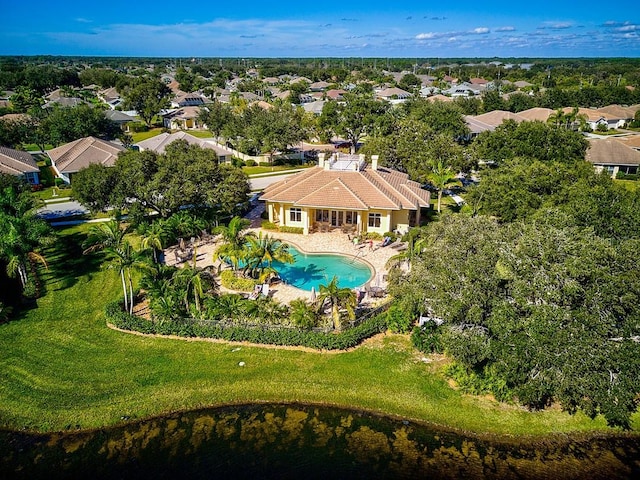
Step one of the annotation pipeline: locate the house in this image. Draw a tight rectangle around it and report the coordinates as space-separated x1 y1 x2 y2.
260 152 430 235
516 107 555 123
162 106 205 130
425 94 453 103
302 100 325 115
442 83 479 97
586 138 640 177
136 131 235 163
309 81 330 92
43 97 87 108
47 136 124 184
325 89 347 101
566 107 620 130
104 110 136 132
0 146 40 185
98 87 123 109
376 87 412 103
171 92 206 108
468 110 524 129
596 105 640 126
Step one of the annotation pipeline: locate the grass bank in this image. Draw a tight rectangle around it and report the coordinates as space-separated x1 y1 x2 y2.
0 224 636 435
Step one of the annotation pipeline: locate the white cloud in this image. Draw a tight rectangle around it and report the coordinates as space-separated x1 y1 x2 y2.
472 27 489 34
495 26 515 32
415 32 436 40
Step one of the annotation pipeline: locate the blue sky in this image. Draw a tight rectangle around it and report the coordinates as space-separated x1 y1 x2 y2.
2 1 639 58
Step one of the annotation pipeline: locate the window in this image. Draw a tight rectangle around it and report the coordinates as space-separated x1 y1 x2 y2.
368 213 381 228
290 208 302 222
315 209 329 222
345 211 357 224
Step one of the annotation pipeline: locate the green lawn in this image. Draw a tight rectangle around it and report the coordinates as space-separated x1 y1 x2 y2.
1 224 636 435
615 179 639 192
130 128 165 143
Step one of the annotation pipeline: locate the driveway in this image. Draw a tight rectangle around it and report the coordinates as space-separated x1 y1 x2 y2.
37 200 89 220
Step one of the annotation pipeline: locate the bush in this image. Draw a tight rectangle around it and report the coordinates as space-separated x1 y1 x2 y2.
105 300 388 350
616 171 638 181
220 270 257 292
130 122 149 133
261 220 278 230
386 305 412 333
245 159 256 167
278 226 303 234
54 178 66 188
232 157 246 168
411 324 443 353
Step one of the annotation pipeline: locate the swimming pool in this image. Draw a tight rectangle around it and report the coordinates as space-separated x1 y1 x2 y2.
272 247 373 292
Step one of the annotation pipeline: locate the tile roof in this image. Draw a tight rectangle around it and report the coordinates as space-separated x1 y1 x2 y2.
586 138 640 166
596 105 637 120
47 136 124 174
472 110 524 127
136 131 235 157
0 146 39 176
614 134 640 150
260 164 429 211
516 107 554 122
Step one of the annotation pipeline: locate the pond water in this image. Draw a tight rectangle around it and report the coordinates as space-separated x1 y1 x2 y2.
273 247 373 291
2 403 639 480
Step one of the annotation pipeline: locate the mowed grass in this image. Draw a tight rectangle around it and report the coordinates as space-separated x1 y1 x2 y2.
0 224 636 435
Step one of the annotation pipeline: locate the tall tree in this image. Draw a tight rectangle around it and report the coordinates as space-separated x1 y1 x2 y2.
122 79 172 126
425 161 462 213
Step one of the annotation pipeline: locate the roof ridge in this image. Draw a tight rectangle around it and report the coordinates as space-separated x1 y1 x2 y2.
362 169 403 208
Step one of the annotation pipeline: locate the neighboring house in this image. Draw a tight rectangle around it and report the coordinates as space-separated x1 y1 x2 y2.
425 94 453 103
262 77 280 85
302 100 325 115
171 92 206 108
614 134 640 152
0 146 40 185
442 83 479 97
468 110 524 129
325 89 347 101
136 131 235 163
162 106 205 130
597 105 640 126
516 107 555 123
260 152 430 235
419 86 441 97
514 80 534 90
586 138 640 177
567 107 621 130
47 136 124 184
98 87 122 109
309 81 330 92
43 97 87 108
104 110 136 132
376 87 412 103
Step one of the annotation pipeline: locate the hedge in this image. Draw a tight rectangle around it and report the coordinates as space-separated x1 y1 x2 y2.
106 301 388 350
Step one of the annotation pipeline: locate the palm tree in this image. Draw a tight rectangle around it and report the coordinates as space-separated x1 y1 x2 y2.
175 266 216 315
213 216 254 271
141 220 169 263
425 161 462 214
83 220 148 314
0 213 55 292
243 232 294 282
385 227 428 270
316 276 357 331
82 219 129 255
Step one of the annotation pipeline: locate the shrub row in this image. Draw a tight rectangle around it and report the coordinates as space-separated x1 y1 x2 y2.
259 221 303 234
106 301 388 350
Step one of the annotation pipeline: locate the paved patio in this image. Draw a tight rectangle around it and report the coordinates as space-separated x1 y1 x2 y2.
164 208 403 306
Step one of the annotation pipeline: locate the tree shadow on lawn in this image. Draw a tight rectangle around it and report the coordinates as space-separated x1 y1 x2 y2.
40 231 106 293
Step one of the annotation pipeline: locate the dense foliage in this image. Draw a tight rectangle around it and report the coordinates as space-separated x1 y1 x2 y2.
73 140 251 221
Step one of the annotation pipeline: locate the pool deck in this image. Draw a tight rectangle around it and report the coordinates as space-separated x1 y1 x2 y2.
164 227 400 306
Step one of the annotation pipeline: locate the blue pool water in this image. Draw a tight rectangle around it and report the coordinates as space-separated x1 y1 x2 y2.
273 247 373 291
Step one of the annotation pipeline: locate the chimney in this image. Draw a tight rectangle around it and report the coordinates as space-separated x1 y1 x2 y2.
371 155 379 171
318 153 325 169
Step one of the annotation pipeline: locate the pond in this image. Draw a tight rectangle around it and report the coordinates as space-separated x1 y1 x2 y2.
273 247 373 292
2 403 639 480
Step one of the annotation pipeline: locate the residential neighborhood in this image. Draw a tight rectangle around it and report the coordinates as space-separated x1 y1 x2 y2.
1 55 640 478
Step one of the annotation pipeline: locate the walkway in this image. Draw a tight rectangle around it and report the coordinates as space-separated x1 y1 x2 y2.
164 205 400 306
